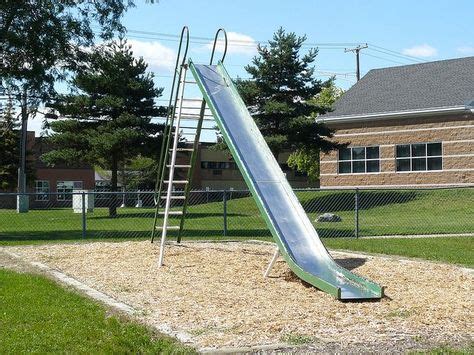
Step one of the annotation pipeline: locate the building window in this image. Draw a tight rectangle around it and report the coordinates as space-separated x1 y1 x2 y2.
395 143 442 172
35 180 50 201
201 161 236 169
338 146 380 174
57 181 83 201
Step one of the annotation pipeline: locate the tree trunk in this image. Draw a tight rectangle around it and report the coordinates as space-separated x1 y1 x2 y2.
109 152 118 217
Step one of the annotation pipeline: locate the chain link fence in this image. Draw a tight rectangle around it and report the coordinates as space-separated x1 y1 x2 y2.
0 186 472 242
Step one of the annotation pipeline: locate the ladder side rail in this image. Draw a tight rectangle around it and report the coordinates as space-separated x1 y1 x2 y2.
158 64 188 266
153 26 189 205
151 26 190 242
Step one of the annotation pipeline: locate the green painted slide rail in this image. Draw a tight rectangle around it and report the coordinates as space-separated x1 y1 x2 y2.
189 59 384 300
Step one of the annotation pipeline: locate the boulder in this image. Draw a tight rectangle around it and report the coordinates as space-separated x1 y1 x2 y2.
316 213 342 222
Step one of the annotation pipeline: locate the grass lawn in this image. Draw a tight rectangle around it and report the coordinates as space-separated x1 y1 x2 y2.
0 268 195 354
323 236 474 268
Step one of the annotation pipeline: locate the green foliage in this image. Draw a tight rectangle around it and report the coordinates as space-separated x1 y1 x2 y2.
0 96 20 190
287 148 320 182
310 81 344 110
287 81 345 180
42 40 165 215
124 155 158 190
236 28 342 156
234 28 344 179
0 269 195 354
1 0 134 98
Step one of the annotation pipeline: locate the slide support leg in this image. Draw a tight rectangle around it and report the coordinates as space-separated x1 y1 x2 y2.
263 247 279 278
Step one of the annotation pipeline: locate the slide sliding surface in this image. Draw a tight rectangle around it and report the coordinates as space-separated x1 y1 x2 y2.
189 60 384 300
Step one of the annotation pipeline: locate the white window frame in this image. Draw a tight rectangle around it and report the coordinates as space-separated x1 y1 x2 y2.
395 142 443 173
35 180 50 201
338 146 381 174
57 181 83 201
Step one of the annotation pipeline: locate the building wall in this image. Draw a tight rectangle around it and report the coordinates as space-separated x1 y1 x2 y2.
320 114 474 187
28 133 95 207
193 145 317 190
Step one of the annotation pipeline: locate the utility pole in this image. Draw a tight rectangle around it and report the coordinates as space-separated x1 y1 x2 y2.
344 44 368 81
17 87 29 213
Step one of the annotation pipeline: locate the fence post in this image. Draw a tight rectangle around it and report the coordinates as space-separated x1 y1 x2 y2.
81 191 86 239
223 189 227 237
354 188 359 238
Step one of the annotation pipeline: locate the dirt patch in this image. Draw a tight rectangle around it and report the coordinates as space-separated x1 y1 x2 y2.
3 241 473 352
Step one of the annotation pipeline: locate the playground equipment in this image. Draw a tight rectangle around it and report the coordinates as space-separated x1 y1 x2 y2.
152 27 384 300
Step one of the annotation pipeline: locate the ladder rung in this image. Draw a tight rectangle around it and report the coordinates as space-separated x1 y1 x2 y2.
172 148 194 152
161 195 186 200
178 98 203 102
181 126 215 130
159 211 183 215
167 164 191 168
184 80 197 84
156 225 180 230
164 180 188 184
175 114 214 118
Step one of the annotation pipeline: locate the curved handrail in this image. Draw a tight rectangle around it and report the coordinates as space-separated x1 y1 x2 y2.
153 26 189 206
178 26 190 67
209 28 227 64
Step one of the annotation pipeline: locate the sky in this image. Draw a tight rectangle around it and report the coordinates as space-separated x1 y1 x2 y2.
28 0 474 138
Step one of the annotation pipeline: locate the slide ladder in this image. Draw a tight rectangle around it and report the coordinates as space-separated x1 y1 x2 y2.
151 29 228 263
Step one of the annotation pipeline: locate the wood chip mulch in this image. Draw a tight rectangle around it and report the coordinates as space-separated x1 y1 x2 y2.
5 241 473 351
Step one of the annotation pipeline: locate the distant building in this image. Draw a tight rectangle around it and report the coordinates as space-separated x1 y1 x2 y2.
190 143 316 190
29 132 95 207
318 57 474 188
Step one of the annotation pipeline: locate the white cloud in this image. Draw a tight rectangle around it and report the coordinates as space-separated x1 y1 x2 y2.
457 46 474 55
402 44 437 58
205 32 257 56
127 39 176 71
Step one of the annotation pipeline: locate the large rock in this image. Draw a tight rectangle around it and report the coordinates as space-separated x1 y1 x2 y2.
316 213 342 222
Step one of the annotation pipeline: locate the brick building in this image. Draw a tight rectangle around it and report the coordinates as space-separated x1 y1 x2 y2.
28 132 95 207
318 57 474 188
189 144 316 190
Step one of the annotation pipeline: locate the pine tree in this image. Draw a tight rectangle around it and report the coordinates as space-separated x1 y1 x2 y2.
42 40 165 216
0 95 20 191
236 28 343 180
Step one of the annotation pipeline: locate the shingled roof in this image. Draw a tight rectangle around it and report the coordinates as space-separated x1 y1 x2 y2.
321 56 474 122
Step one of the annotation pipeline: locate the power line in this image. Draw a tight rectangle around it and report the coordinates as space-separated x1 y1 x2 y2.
124 28 362 48
367 47 424 64
92 26 362 49
121 29 425 67
368 43 425 63
360 52 407 65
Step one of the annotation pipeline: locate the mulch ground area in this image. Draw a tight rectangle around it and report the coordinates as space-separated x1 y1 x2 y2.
3 241 473 352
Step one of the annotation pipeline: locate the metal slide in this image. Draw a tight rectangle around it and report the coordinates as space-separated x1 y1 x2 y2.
189 60 384 300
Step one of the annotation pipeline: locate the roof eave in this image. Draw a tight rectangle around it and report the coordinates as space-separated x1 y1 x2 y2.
317 106 473 125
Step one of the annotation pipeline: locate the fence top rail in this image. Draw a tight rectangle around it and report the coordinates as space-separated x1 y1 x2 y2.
0 185 472 197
